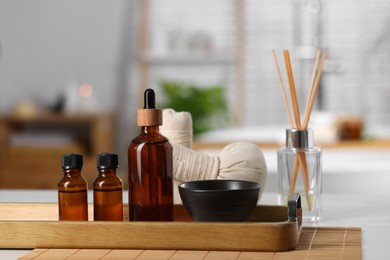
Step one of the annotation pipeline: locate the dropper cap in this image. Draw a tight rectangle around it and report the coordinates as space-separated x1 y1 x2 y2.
137 88 163 126
62 153 83 170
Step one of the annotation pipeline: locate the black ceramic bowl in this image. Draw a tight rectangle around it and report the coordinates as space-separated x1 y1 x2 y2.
178 180 261 222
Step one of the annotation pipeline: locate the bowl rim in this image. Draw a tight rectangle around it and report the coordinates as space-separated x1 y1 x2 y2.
178 179 261 192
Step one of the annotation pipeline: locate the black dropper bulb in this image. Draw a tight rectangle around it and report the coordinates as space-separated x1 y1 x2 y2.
144 88 157 109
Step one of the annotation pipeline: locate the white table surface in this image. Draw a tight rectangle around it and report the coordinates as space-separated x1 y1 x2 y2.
0 190 389 259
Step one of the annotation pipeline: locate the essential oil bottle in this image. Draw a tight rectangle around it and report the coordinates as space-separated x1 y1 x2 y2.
58 153 88 221
128 88 174 221
93 153 123 221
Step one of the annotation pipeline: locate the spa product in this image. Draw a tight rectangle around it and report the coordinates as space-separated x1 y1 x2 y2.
272 49 325 221
179 180 261 222
93 153 123 221
278 129 322 222
58 153 88 221
128 89 173 221
160 109 267 204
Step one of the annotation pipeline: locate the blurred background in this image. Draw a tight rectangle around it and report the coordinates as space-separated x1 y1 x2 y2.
1 0 389 190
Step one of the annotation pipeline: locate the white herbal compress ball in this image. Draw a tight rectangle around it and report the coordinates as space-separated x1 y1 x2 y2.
161 109 267 204
160 108 193 149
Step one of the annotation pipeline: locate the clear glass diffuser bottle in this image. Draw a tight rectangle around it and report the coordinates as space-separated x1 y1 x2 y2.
278 129 322 222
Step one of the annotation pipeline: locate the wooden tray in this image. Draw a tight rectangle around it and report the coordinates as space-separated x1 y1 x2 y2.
0 195 302 252
20 227 362 260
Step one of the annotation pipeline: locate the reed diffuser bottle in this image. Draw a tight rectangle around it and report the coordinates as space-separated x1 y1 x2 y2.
93 153 123 221
58 153 88 221
128 88 173 221
272 49 326 222
278 129 322 222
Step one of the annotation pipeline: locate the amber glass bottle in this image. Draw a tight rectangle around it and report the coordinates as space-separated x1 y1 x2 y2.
128 88 173 221
93 153 123 221
58 153 88 221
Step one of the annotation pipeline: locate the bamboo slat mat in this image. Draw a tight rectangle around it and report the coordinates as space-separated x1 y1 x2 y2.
19 227 361 260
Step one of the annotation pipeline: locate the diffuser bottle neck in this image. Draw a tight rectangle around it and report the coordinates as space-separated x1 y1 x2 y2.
286 129 314 149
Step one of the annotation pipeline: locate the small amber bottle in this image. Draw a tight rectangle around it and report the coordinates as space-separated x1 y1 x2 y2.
128 88 173 221
58 153 88 221
93 153 123 221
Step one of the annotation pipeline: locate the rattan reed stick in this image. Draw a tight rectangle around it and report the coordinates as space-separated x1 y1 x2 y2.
282 50 312 210
303 49 322 126
272 50 294 128
303 51 327 129
283 50 302 130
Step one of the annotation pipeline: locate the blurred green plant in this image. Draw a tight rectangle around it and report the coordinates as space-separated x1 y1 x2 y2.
160 80 229 136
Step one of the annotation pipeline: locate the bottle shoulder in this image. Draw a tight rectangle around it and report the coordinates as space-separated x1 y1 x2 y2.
58 175 88 191
130 132 172 145
59 174 87 183
93 175 123 190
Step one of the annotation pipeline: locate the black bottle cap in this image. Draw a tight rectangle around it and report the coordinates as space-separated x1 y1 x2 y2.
143 88 157 109
62 153 83 170
97 153 119 170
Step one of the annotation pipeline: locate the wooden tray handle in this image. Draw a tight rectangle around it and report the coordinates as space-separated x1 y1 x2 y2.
288 193 301 221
